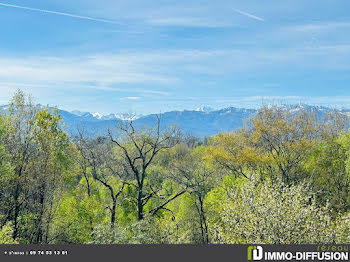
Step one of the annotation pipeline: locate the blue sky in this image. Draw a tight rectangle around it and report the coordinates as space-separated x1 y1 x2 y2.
0 0 350 114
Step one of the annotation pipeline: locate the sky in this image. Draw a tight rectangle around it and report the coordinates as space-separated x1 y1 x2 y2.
0 0 350 114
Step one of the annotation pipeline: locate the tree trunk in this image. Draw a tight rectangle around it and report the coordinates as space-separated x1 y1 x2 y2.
197 193 209 244
110 199 117 229
12 184 21 240
137 188 144 220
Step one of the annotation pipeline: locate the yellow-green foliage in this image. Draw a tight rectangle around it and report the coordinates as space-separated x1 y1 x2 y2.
0 222 18 244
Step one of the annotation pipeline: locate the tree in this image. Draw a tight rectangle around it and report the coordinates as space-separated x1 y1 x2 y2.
75 132 127 229
160 144 219 243
0 90 75 242
29 108 74 243
210 177 335 244
91 215 168 244
208 106 321 184
0 90 38 240
207 129 265 180
108 117 184 220
0 116 14 225
0 222 18 244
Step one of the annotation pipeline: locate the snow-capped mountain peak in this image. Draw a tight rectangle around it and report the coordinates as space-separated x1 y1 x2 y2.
70 110 141 121
194 106 215 112
92 112 103 119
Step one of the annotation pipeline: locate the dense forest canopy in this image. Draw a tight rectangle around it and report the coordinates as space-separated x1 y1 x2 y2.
1 90 350 244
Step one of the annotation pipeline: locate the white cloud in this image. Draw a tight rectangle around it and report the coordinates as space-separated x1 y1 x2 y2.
148 17 230 27
0 45 349 97
291 22 350 32
232 8 265 22
0 54 177 87
121 97 141 100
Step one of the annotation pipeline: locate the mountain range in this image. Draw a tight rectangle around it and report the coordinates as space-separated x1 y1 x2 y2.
1 104 349 138
57 106 256 137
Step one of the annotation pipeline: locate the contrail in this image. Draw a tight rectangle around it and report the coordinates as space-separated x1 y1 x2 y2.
232 8 265 22
0 2 120 24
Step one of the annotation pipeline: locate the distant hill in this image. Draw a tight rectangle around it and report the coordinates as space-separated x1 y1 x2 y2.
1 104 349 138
59 106 257 137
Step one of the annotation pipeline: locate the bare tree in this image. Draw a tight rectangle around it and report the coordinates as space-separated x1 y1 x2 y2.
108 115 185 220
75 131 127 228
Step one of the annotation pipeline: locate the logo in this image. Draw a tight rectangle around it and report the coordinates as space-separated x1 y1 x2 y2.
248 246 263 261
246 245 349 261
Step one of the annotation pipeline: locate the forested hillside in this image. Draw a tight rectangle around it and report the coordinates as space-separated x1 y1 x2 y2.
1 90 350 244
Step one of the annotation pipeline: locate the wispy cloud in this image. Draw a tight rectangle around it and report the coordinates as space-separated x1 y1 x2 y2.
1 45 350 98
121 97 141 100
290 21 350 32
139 90 171 96
0 2 120 24
148 17 230 27
0 54 178 86
232 8 265 22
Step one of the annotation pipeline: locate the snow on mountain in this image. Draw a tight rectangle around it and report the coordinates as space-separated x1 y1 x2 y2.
70 110 140 121
102 113 119 120
2 104 350 137
194 106 216 112
111 114 140 121
92 112 103 120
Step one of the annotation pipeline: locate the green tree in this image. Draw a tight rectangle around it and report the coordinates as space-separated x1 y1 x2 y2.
162 145 218 243
0 90 76 242
0 222 18 244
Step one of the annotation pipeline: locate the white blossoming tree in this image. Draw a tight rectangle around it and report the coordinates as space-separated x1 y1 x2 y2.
210 177 337 244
